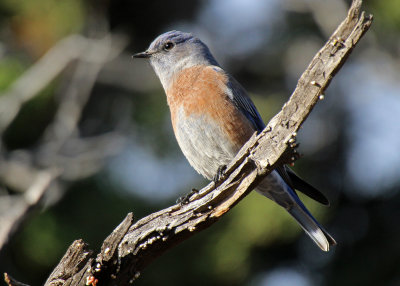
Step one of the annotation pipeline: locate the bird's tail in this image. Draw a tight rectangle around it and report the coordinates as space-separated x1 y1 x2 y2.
257 171 336 251
287 202 336 251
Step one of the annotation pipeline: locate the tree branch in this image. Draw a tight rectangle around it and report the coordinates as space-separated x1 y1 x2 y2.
0 34 127 134
4 0 372 285
0 33 128 253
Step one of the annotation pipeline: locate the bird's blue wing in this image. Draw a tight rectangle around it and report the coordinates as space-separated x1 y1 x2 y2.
224 70 330 205
210 66 264 131
226 75 266 132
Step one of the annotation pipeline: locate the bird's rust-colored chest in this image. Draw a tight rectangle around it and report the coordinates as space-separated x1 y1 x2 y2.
165 65 254 147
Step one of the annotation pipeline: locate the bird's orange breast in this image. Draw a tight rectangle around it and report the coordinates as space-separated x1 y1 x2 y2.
166 65 254 148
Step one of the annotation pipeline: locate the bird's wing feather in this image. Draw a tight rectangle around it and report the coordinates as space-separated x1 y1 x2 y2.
276 166 330 205
210 66 264 131
214 67 329 206
225 75 266 132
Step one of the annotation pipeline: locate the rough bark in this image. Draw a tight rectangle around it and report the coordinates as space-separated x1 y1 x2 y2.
4 0 372 285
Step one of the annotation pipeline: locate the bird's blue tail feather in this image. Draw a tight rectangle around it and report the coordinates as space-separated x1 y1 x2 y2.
286 187 336 251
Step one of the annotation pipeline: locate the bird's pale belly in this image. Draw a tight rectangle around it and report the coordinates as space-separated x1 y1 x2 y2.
173 108 291 206
174 110 240 180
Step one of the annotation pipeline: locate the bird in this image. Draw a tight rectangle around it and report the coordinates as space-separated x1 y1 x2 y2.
133 30 336 251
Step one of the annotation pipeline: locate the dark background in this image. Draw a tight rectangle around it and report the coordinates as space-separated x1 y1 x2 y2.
0 0 399 285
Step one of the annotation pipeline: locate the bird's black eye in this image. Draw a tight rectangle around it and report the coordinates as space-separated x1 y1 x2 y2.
163 42 175 51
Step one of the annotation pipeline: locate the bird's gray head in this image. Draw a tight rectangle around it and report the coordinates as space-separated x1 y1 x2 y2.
133 30 219 90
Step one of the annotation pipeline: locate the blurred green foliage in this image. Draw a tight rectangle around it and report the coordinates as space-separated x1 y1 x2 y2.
1 0 84 56
369 0 400 32
0 58 25 91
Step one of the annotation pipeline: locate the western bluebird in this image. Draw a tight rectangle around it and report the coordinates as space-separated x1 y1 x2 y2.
133 30 336 251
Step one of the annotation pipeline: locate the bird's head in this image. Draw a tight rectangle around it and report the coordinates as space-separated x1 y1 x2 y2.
133 30 218 89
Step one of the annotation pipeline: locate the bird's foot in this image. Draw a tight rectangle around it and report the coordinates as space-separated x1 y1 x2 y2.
213 165 227 183
176 188 199 205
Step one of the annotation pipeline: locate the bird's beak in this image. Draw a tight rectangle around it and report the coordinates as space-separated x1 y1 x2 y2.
132 50 153 59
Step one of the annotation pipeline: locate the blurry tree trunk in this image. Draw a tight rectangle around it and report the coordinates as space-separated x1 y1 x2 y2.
4 0 372 285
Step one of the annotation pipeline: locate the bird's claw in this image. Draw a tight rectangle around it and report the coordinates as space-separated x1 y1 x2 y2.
213 165 227 183
176 188 199 205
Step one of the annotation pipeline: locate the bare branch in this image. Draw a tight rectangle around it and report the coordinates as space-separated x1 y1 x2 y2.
0 34 128 252
0 34 126 134
4 0 372 285
39 34 127 149
0 169 59 250
4 273 31 286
